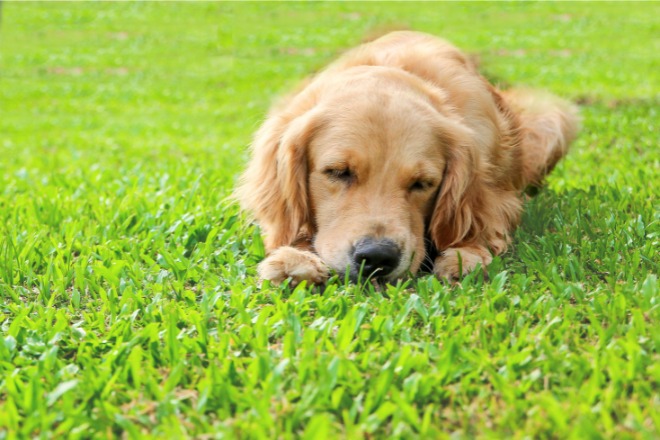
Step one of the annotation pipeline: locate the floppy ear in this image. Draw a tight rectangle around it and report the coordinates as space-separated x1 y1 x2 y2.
427 116 483 251
236 107 324 251
427 112 522 255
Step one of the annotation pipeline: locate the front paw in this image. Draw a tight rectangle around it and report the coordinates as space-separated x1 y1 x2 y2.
433 247 492 280
258 246 329 286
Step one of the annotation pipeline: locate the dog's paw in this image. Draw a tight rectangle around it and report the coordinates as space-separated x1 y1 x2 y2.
258 246 329 286
433 247 492 281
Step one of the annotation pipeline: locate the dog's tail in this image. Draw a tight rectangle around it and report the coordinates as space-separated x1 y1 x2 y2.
504 89 580 187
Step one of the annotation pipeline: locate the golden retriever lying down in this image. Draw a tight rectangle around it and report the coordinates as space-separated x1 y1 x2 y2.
237 31 579 285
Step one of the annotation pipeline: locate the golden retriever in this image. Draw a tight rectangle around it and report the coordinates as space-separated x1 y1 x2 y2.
236 31 579 285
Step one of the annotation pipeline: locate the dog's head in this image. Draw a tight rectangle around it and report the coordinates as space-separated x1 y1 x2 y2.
238 66 483 282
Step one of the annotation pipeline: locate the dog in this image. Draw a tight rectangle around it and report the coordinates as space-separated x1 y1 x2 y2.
236 31 579 285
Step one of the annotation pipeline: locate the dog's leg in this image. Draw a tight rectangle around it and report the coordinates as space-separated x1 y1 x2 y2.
258 246 329 286
433 245 493 280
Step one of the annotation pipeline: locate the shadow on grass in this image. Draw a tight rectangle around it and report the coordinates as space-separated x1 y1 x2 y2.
505 184 657 286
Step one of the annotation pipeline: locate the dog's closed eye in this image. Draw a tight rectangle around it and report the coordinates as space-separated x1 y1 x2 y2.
408 179 436 192
324 167 355 184
407 174 441 193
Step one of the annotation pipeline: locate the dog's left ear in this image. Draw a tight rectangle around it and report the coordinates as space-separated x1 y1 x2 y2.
427 114 484 251
427 106 522 255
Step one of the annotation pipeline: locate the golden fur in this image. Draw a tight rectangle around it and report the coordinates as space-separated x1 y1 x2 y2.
236 31 579 284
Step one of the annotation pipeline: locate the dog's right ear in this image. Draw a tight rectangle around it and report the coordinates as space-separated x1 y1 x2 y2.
236 106 325 251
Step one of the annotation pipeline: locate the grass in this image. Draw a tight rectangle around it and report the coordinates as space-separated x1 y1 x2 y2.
0 2 658 438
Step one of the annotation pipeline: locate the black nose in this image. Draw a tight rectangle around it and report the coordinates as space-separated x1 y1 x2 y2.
352 238 401 278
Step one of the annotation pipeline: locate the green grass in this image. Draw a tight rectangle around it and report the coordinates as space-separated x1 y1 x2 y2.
1 2 658 438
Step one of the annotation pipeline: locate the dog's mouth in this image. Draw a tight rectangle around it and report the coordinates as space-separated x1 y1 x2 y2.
348 265 402 283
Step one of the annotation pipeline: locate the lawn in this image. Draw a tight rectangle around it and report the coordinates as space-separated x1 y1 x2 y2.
0 2 658 438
